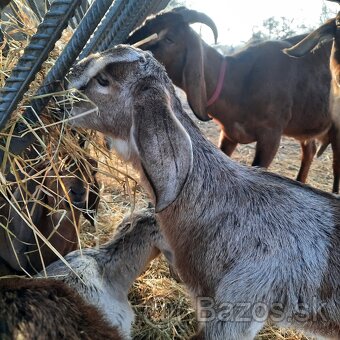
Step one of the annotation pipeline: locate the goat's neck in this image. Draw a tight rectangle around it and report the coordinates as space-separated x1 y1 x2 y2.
203 45 225 104
155 105 239 293
97 233 159 294
51 209 76 228
202 43 253 115
40 209 80 243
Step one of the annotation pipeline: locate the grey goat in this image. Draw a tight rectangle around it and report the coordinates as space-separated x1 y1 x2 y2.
41 208 171 339
67 45 340 339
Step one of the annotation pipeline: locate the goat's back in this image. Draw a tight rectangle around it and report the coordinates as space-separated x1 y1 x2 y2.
216 37 331 138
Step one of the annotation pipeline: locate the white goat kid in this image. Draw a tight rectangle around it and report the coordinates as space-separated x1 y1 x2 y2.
41 208 171 339
67 45 340 340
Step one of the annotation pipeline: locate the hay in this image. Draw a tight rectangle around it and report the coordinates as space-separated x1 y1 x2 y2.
130 257 197 339
0 2 332 339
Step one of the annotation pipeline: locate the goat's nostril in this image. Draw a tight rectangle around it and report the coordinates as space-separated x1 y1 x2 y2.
70 186 85 194
69 187 86 209
70 187 86 199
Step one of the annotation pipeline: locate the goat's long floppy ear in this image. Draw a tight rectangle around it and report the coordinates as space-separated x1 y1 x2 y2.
182 31 210 121
0 167 46 272
283 19 336 58
133 84 193 212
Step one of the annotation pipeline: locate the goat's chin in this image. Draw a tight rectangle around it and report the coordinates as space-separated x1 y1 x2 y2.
72 201 86 209
67 113 85 128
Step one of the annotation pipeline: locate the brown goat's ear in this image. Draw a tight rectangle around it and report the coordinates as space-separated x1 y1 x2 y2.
283 19 335 58
133 85 193 212
0 173 46 272
182 31 210 121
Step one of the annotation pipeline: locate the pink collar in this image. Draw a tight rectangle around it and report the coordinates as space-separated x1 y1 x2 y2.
207 59 227 107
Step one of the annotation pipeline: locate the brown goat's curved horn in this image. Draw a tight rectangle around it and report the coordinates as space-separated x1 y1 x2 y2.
173 7 218 44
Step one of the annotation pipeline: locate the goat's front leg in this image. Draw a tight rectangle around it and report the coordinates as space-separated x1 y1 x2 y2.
252 130 282 168
219 131 238 156
296 140 316 183
331 131 340 193
193 290 265 339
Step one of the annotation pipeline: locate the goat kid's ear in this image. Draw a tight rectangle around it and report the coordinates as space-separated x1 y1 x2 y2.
2 177 46 272
283 19 336 58
133 85 193 212
182 31 210 121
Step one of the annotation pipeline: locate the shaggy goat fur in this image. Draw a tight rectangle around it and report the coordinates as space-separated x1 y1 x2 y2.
0 277 122 340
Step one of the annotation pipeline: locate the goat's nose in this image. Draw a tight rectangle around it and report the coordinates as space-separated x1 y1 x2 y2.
70 186 85 196
70 187 86 204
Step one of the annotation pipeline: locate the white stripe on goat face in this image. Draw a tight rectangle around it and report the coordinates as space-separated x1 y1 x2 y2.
94 82 111 95
109 138 131 160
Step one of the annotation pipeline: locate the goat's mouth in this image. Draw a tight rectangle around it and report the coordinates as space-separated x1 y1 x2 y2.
72 200 86 209
65 106 99 128
63 200 86 210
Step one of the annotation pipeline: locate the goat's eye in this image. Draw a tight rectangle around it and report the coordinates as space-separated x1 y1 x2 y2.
164 36 174 44
95 74 110 87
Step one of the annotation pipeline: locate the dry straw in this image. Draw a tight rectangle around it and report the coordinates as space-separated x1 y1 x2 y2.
0 1 327 338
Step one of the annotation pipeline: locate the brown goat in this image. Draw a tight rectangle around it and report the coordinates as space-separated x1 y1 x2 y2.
284 2 340 193
0 277 122 339
126 7 336 189
0 156 99 275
